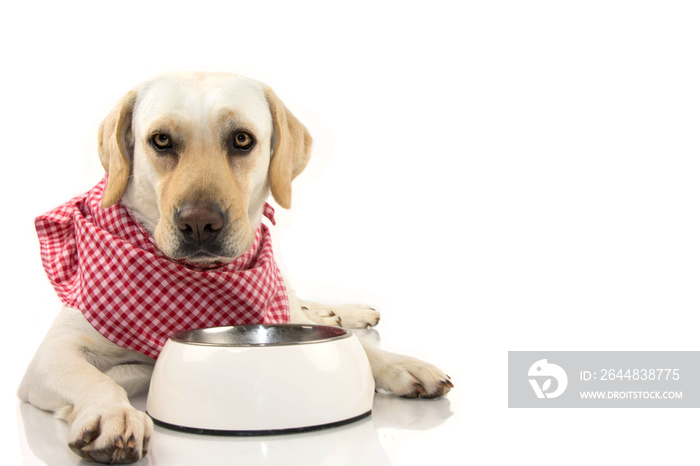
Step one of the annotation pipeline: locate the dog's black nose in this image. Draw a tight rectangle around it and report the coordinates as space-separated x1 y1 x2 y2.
176 204 225 244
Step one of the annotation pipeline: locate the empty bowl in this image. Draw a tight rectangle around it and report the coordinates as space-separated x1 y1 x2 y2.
146 324 375 435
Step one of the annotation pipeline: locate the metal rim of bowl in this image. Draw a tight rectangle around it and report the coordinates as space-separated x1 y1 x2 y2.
170 324 350 347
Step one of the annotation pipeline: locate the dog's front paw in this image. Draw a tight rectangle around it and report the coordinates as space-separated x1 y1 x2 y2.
301 306 343 327
330 304 380 328
374 353 453 399
301 301 380 328
68 404 152 464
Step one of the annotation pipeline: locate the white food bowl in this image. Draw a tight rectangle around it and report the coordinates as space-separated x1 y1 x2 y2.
146 324 374 435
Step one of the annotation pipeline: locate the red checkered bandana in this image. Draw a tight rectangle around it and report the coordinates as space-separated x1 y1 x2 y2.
35 178 290 359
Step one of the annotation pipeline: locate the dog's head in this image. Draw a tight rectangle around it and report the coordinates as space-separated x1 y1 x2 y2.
98 72 311 264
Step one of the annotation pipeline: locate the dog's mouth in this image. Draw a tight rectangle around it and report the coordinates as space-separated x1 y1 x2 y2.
153 207 254 268
168 232 254 267
171 247 239 267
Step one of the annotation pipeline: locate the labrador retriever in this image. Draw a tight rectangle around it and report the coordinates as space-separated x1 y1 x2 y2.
18 72 452 464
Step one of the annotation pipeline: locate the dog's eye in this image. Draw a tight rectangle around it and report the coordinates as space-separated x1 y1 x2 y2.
151 133 173 151
232 131 254 151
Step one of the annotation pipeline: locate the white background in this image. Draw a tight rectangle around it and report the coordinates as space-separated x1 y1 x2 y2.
2 1 700 464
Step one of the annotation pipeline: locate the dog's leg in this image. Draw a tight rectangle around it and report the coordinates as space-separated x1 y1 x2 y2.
104 363 154 397
358 338 453 399
298 300 380 328
283 281 450 397
18 307 153 464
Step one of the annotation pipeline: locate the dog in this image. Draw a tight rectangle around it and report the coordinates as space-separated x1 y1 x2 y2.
18 72 452 464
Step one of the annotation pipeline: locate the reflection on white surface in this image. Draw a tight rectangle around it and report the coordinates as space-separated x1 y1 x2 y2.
372 393 453 430
148 415 385 466
18 389 454 465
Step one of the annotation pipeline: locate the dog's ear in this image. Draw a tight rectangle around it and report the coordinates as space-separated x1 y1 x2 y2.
264 87 312 209
98 90 137 208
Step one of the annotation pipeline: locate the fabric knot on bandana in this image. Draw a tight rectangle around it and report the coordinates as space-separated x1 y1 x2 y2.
35 177 290 359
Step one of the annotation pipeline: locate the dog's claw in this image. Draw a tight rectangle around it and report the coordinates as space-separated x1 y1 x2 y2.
401 383 427 399
69 426 99 457
400 378 454 399
67 407 152 464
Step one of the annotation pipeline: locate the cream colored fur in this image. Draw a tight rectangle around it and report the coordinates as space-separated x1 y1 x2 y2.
18 72 451 464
